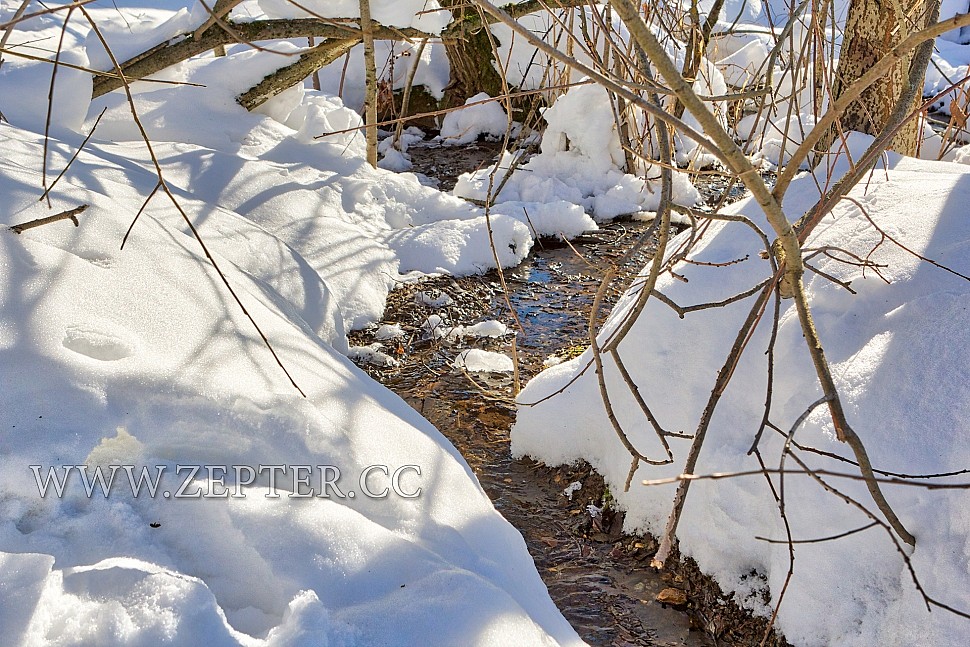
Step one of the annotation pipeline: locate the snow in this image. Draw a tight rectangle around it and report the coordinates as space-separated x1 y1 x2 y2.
387 213 533 275
512 138 970 646
1 5 582 317
378 128 425 172
0 123 583 646
562 482 582 500
76 39 568 323
0 2 595 644
415 290 454 308
377 146 411 172
454 84 700 224
490 201 597 240
428 319 512 342
746 113 818 170
83 3 210 72
0 120 590 643
0 11 92 134
713 37 771 89
374 323 405 341
454 349 515 373
347 343 400 367
422 313 451 338
462 320 510 338
3 0 970 643
440 93 510 145
312 40 451 112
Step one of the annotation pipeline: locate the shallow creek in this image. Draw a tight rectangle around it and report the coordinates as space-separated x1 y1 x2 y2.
347 138 782 646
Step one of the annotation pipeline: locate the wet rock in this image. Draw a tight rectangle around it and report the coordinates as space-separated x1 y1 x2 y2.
656 587 689 607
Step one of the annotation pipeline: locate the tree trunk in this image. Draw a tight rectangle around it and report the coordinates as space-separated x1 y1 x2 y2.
359 0 379 167
828 0 927 155
440 0 503 108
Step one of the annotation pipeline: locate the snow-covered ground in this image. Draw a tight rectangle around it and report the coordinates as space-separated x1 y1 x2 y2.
2 0 970 644
0 130 581 644
513 139 970 645
0 1 587 644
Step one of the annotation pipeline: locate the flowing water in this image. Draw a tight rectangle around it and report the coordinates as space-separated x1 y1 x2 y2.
348 137 783 646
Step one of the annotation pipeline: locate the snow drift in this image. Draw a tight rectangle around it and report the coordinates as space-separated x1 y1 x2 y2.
0 118 582 645
512 140 970 646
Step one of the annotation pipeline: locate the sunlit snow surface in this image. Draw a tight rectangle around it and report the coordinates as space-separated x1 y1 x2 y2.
0 1 582 644
2 0 970 644
0 118 584 644
513 137 970 646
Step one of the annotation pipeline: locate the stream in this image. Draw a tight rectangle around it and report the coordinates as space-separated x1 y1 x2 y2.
348 137 782 646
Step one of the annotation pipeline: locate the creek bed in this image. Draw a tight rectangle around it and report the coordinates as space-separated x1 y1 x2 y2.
349 136 787 646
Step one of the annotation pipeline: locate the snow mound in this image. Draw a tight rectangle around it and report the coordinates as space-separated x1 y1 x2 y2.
3 22 558 327
454 349 515 373
463 320 510 338
454 84 699 223
512 145 970 646
490 201 597 239
440 93 510 145
428 319 512 342
416 290 454 308
374 323 406 340
0 121 580 645
387 214 533 275
348 343 400 367
75 45 553 325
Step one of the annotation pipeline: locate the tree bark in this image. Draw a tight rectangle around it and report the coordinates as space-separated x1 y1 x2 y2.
440 0 503 108
237 38 358 111
827 0 927 155
91 20 429 98
359 0 378 166
675 0 725 118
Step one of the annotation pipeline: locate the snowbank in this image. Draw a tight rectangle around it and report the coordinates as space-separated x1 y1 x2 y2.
512 140 970 645
0 4 586 644
0 119 581 645
75 43 550 325
455 349 515 373
455 84 700 223
2 7 576 331
440 93 510 145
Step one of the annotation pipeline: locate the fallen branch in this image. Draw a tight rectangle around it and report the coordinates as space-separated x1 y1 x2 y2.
10 204 88 234
91 19 430 98
237 37 358 111
92 0 595 99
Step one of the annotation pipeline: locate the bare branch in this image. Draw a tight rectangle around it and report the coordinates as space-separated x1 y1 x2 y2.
91 19 430 98
237 38 358 111
10 204 88 234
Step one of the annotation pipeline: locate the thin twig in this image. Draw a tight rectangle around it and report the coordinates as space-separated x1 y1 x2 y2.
39 107 107 204
756 521 879 545
10 204 88 234
80 6 306 397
